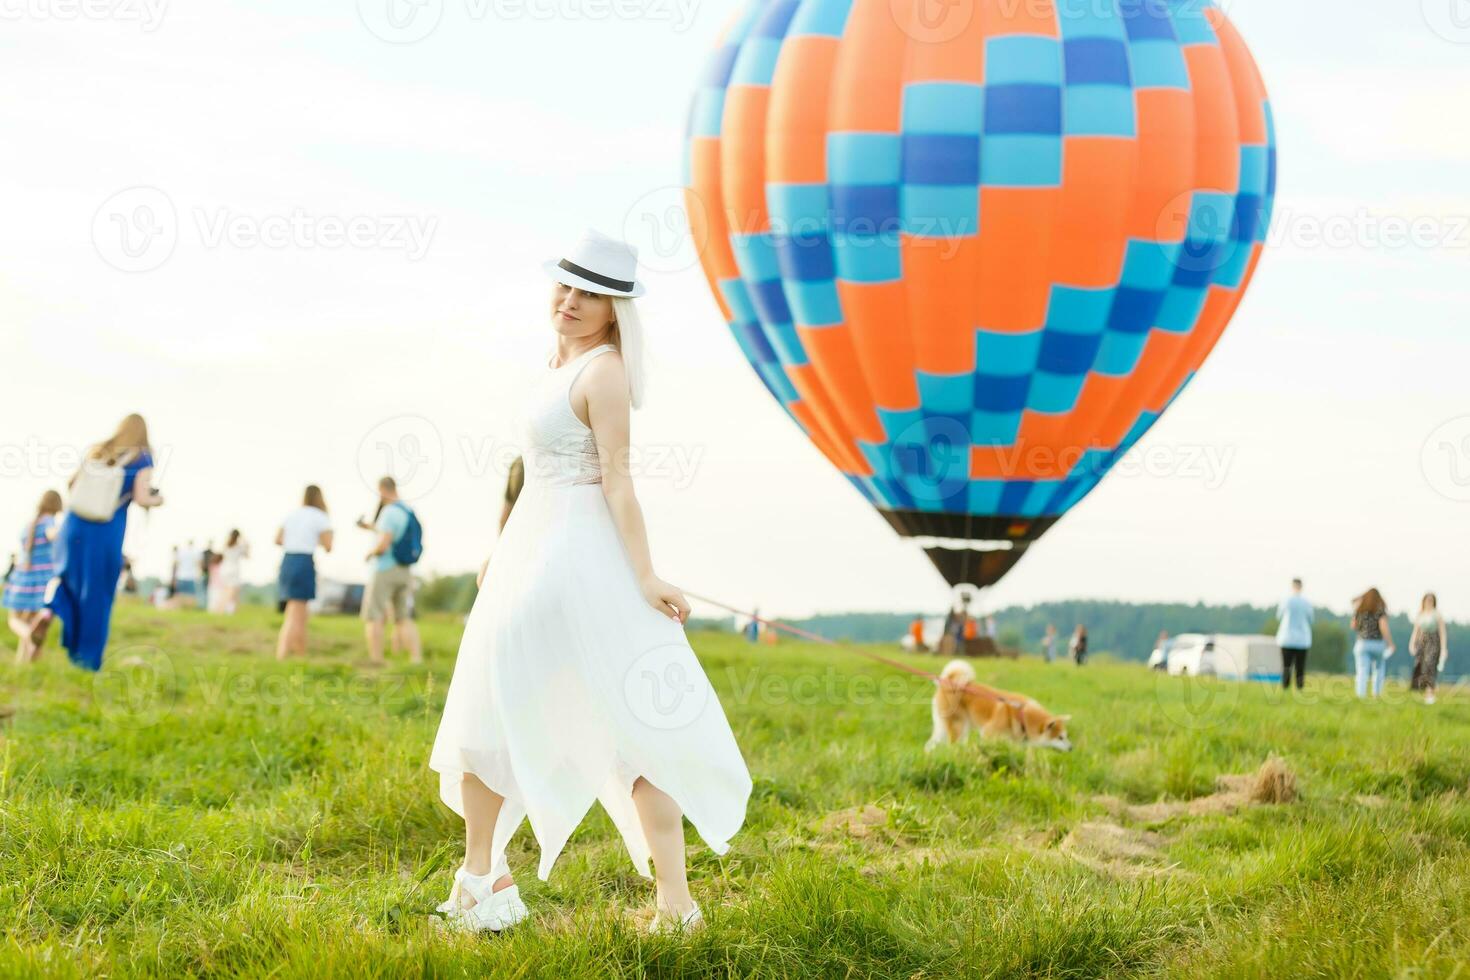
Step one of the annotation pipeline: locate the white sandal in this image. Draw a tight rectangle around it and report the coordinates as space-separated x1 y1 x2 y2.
437 868 528 933
648 901 703 934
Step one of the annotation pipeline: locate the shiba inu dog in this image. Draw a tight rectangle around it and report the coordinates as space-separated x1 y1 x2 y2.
926 659 1072 752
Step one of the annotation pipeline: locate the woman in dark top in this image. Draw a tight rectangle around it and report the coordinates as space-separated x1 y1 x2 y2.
1351 588 1395 699
1070 625 1088 665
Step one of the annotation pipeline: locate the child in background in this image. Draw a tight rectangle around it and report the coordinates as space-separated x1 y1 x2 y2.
5 491 63 663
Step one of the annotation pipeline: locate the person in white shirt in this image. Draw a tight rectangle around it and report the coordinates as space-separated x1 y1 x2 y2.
208 529 250 615
1275 577 1315 690
172 539 204 609
274 486 333 660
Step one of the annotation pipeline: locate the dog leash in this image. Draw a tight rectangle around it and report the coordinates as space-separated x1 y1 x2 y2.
684 591 1024 710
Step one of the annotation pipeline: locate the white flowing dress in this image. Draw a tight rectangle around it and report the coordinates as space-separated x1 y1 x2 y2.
429 343 753 882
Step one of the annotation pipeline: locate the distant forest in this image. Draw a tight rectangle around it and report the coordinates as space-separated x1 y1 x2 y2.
176 572 1463 681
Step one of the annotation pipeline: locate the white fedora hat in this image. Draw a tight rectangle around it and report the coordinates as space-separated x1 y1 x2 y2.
542 227 646 298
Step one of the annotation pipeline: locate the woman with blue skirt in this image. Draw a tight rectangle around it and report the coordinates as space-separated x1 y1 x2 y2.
275 485 333 659
45 414 163 671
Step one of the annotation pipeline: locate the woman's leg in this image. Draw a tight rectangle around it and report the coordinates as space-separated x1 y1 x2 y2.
631 776 696 918
1372 651 1386 697
294 605 309 655
10 611 35 663
460 773 513 900
1353 641 1369 698
275 603 294 659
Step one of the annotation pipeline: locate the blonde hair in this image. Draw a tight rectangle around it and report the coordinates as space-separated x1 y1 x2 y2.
88 413 150 464
23 490 63 560
609 296 647 410
303 484 327 512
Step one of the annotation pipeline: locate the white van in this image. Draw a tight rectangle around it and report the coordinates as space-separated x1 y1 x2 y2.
1167 633 1282 682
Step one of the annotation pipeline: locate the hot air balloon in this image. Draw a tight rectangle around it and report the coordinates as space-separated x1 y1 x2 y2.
683 0 1275 587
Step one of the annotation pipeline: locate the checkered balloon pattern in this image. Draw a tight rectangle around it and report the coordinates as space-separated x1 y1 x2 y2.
683 0 1275 586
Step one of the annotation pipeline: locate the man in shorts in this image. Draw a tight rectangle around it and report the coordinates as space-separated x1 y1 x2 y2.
362 477 422 666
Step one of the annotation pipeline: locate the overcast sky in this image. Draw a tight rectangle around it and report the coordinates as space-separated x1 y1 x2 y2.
3 0 1468 620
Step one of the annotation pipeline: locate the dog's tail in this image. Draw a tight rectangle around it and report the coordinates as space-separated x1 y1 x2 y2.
939 659 975 686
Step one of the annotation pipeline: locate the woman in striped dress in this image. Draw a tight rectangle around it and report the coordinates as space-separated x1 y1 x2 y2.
5 490 63 663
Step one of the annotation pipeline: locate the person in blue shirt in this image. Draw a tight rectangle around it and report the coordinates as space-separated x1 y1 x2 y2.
1275 577 1315 690
743 608 760 644
360 476 422 665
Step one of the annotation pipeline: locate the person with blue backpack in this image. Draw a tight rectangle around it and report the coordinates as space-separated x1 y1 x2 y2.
360 476 423 666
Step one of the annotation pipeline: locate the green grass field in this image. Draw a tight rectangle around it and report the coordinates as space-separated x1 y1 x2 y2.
4 600 1470 978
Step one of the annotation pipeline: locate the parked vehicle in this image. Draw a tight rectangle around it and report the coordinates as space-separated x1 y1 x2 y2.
1166 633 1282 682
1165 634 1214 675
1147 637 1175 670
309 578 364 616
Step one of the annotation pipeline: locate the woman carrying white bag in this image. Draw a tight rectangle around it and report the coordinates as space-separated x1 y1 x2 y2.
44 413 164 670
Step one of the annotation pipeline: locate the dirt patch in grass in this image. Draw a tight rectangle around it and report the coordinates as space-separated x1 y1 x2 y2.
1096 757 1299 824
814 804 890 839
1058 822 1174 879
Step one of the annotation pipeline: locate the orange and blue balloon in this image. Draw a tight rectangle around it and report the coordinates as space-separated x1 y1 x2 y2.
684 0 1275 586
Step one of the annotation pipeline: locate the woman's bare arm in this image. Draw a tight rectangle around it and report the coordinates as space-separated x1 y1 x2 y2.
132 467 163 507
582 355 688 623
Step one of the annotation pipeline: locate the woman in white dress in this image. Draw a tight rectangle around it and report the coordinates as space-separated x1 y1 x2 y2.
428 230 753 934
208 529 249 614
